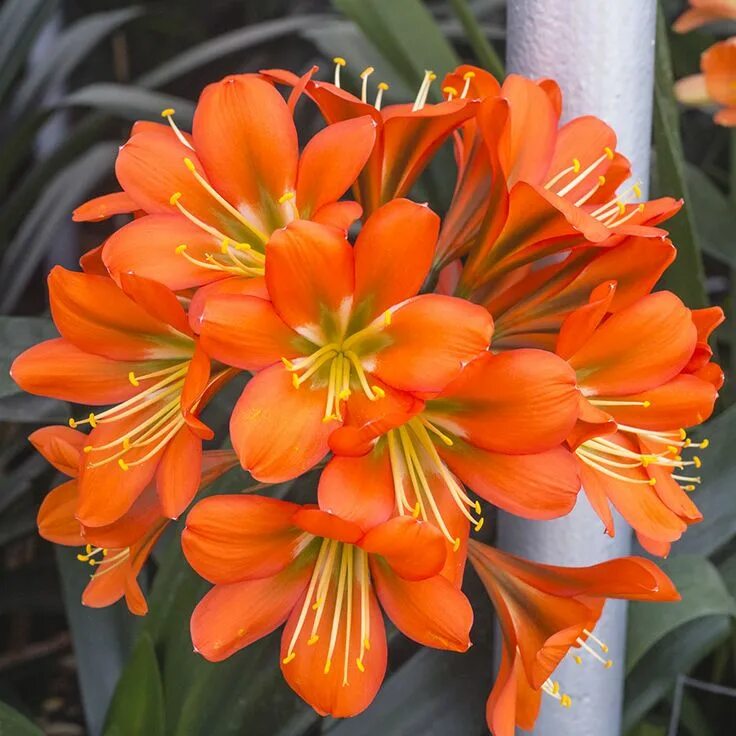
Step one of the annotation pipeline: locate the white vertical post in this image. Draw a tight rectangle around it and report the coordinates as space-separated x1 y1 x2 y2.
500 1 657 734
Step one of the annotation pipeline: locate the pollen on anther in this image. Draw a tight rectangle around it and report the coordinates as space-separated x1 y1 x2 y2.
356 658 365 673
175 244 187 255
68 418 78 428
83 445 93 454
170 192 182 205
372 386 386 399
128 371 140 386
292 374 300 390
360 66 375 79
474 518 484 532
572 158 581 173
118 459 129 471
183 157 196 172
278 191 295 204
648 478 657 486
443 85 457 97
701 439 710 449
377 82 389 91
560 694 572 708
364 638 371 651
412 502 420 519
693 456 702 468
88 413 97 428
452 537 461 552
633 182 642 198
383 310 392 326
281 357 295 369
282 652 296 665
573 655 582 664
605 660 614 669
123 437 131 450
463 70 475 80
598 175 606 185
308 634 319 646
604 146 614 159
333 56 346 66
642 400 651 408
324 659 332 675
161 108 175 118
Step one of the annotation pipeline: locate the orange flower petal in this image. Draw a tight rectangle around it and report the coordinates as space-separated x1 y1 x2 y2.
296 116 376 218
118 272 193 337
156 426 202 519
29 425 86 477
351 199 439 327
193 74 298 232
188 276 268 330
292 508 363 544
183 495 304 584
555 281 616 360
370 556 472 651
72 191 138 222
372 294 493 393
37 480 84 545
312 200 363 231
230 364 332 483
425 350 579 454
192 563 312 662
266 220 354 340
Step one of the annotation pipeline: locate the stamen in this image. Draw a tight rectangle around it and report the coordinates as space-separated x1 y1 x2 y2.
576 637 613 668
412 70 436 111
545 160 579 190
375 82 389 110
357 548 370 670
575 176 606 206
583 628 609 653
442 85 457 101
324 544 349 675
360 67 375 103
161 108 194 150
605 203 645 229
556 150 612 198
589 398 651 408
342 545 354 686
460 70 475 99
333 56 346 87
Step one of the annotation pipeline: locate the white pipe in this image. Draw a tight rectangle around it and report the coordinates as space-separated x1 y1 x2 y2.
500 1 657 734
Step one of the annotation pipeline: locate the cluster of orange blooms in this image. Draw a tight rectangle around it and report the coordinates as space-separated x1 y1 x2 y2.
11 59 723 734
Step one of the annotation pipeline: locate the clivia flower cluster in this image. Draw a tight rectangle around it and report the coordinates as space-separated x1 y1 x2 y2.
11 60 724 735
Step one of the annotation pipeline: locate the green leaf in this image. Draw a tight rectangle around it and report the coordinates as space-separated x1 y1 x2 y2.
448 0 504 78
627 555 736 672
0 142 118 312
331 0 459 97
684 162 736 268
58 84 195 126
10 7 145 118
0 316 56 398
103 633 165 736
55 547 137 736
669 404 736 557
652 7 707 308
138 15 333 89
0 700 43 736
623 555 736 730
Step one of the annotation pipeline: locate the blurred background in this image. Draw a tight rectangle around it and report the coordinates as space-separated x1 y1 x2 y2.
0 1 734 734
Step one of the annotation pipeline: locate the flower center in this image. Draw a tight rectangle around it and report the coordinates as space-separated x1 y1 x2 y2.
386 416 483 548
70 361 192 472
544 146 646 228
77 543 130 574
282 539 372 685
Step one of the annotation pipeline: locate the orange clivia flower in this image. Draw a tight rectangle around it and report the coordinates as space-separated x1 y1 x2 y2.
11 268 235 525
76 73 376 292
468 541 680 736
32 424 237 614
323 349 581 546
196 199 493 483
431 68 680 292
676 38 736 126
265 62 477 217
674 0 736 32
558 287 723 554
182 496 472 717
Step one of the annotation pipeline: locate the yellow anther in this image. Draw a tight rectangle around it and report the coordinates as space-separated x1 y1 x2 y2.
684 485 696 492
170 192 182 205
278 191 295 204
122 437 131 450
281 357 295 370
642 400 651 408
338 389 352 401
333 56 346 66
234 242 251 251
648 478 657 486
604 146 614 159
667 445 679 455
128 371 140 386
383 310 392 326
312 599 323 611
356 658 365 673
605 660 613 669
633 182 642 198
237 628 246 637
118 459 129 471
364 638 371 651
443 85 458 96
371 386 385 399
574 655 583 664
68 418 78 428
412 502 421 519
598 175 606 185
474 500 482 515
360 66 375 79
308 634 320 646
572 158 581 173
83 445 93 454
701 439 710 449
161 108 175 117
452 537 461 552
641 455 656 467
616 201 626 215
183 157 196 172
474 518 484 532
292 374 300 390
175 244 187 255
76 554 86 562
378 82 389 91
282 652 296 665
463 70 475 80
324 659 332 675
637 203 645 212
88 413 97 428
693 456 702 468
679 429 687 440
561 694 572 708
552 682 560 695
428 72 437 81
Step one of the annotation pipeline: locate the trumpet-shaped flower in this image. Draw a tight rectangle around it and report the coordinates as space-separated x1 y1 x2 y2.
182 495 472 717
11 268 234 525
468 541 679 736
323 349 581 546
32 424 236 614
75 74 376 291
558 287 723 553
675 38 736 126
196 199 493 483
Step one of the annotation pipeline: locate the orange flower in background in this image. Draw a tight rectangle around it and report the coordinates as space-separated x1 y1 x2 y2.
265 61 477 217
196 198 493 483
468 541 680 736
674 0 736 32
323 349 581 546
431 68 680 292
675 38 736 126
11 268 235 525
558 287 723 554
182 496 472 717
32 424 236 614
75 74 376 291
